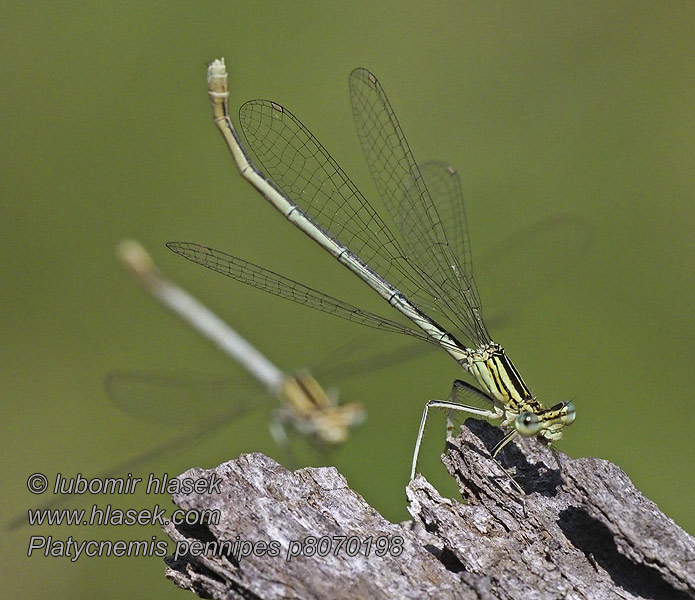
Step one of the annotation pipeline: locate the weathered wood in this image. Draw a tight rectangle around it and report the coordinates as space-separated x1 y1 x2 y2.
163 421 695 599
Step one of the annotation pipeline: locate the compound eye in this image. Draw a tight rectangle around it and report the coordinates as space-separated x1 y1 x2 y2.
515 412 541 436
561 401 576 426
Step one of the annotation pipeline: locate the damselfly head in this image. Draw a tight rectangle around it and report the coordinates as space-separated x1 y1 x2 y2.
519 400 576 445
313 403 365 444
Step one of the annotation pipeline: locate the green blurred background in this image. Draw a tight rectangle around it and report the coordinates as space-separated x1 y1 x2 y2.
3 2 694 597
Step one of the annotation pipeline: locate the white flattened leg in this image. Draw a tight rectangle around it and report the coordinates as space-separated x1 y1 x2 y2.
491 429 518 457
269 409 299 468
410 380 500 480
549 444 563 472
411 380 525 496
490 429 524 495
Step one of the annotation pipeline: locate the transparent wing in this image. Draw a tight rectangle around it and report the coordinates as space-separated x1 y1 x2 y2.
311 332 434 383
480 214 593 329
418 162 472 278
104 370 261 428
408 161 593 334
314 161 473 380
349 69 489 345
167 241 443 346
239 84 489 347
313 214 592 378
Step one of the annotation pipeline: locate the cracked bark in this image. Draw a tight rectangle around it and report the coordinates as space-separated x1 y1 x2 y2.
162 420 695 599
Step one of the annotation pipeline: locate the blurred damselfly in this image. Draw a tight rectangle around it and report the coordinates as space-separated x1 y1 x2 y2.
115 240 364 454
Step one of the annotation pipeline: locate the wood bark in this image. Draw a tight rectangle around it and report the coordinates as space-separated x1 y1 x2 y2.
163 420 695 599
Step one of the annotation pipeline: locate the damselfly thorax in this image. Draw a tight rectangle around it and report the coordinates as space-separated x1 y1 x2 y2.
280 371 364 445
461 342 576 447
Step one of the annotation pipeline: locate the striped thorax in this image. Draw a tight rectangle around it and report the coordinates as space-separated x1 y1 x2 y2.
463 342 575 445
463 342 533 409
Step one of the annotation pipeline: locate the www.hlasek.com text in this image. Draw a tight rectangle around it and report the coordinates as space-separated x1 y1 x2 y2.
26 503 220 527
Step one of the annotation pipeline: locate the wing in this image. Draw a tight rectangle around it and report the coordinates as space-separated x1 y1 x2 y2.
167 242 443 346
478 214 593 328
349 69 489 345
238 73 489 347
104 370 260 427
418 162 472 278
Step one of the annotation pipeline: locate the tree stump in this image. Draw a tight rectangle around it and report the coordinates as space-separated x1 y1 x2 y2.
162 420 695 599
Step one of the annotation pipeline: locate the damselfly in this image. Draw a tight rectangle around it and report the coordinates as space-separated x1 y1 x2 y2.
170 58 576 491
116 240 364 453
